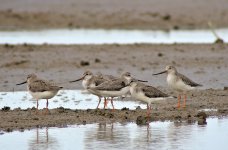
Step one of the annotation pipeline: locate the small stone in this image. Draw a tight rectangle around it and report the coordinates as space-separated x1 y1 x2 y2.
135 106 141 110
121 107 129 111
57 107 65 113
136 116 147 125
68 22 73 27
33 117 39 120
174 115 182 120
6 128 13 132
82 120 87 125
162 14 171 20
80 61 90 66
107 113 114 118
196 112 207 119
157 53 163 57
224 87 228 90
214 38 224 44
4 43 14 48
173 25 179 30
2 106 10 111
94 58 101 63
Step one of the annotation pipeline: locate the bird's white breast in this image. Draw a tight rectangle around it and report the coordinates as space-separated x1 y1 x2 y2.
167 74 195 92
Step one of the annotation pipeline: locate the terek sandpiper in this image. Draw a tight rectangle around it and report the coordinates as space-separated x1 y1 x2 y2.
89 72 146 111
153 65 202 108
16 74 62 114
69 71 109 108
129 80 172 117
95 72 118 81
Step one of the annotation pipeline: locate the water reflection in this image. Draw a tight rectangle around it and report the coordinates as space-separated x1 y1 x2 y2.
0 118 228 150
28 127 59 150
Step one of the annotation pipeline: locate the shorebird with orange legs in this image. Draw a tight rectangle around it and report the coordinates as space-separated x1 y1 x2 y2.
129 80 173 118
16 74 62 114
153 65 202 108
69 71 109 109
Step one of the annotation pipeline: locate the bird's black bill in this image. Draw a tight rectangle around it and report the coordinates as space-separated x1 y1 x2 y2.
153 70 167 75
16 81 27 85
133 79 148 82
69 76 84 83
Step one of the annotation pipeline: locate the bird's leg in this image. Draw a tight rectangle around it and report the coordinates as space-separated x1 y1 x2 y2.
103 97 107 109
45 99 49 115
96 97 101 109
183 94 186 108
111 97 115 111
147 104 151 122
177 94 181 108
104 97 109 107
36 99 39 114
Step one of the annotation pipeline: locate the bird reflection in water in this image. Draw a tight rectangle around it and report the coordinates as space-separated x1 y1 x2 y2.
28 127 59 150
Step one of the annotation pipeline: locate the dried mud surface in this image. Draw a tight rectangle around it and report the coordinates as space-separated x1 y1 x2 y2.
0 44 228 131
0 0 228 30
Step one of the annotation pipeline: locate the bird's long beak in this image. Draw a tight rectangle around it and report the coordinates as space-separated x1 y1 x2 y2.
133 78 147 82
153 70 167 75
69 76 85 83
16 81 27 85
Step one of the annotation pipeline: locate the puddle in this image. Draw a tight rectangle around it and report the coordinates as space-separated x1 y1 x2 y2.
0 117 227 150
0 90 146 110
199 109 218 112
0 28 228 44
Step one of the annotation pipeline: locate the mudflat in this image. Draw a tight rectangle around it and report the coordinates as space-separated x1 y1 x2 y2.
0 0 228 30
0 44 228 131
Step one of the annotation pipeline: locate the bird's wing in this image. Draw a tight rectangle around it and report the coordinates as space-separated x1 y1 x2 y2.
29 79 62 92
142 85 169 98
93 79 126 91
94 77 108 86
178 73 202 87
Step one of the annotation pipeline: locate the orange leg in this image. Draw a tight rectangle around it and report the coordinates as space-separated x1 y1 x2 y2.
103 97 109 109
96 97 101 109
105 98 109 107
111 98 115 111
177 94 181 108
183 94 187 108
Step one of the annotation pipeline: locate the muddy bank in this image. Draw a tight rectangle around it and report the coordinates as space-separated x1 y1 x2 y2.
0 0 228 30
0 43 227 131
0 89 228 131
0 44 227 91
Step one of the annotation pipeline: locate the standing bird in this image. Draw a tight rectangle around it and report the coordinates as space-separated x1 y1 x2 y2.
153 65 202 108
16 74 63 114
89 72 146 111
69 71 109 109
129 80 172 117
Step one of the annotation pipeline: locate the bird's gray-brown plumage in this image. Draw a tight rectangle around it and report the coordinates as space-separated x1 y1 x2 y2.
177 73 202 87
28 79 63 92
141 85 169 98
91 79 127 91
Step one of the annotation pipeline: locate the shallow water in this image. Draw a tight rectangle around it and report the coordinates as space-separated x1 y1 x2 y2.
0 90 146 110
0 117 227 150
0 28 228 44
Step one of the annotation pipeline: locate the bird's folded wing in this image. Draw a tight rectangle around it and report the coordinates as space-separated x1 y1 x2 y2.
29 80 61 92
178 73 202 87
142 86 168 98
93 80 126 91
